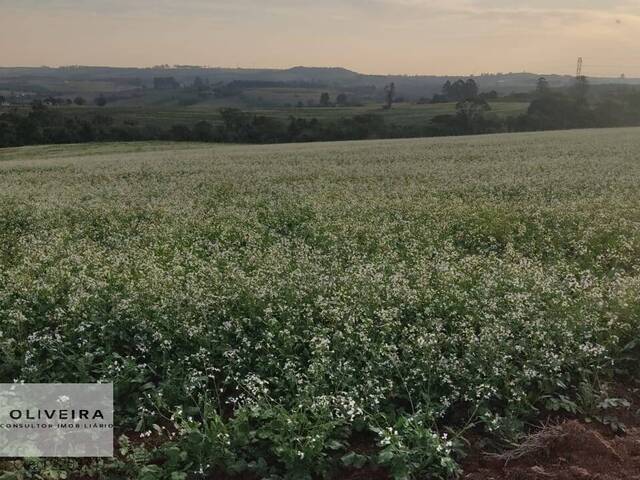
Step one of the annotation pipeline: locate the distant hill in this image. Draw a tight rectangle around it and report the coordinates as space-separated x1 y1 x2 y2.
1 65 638 99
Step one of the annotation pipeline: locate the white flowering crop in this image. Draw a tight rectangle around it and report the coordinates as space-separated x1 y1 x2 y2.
1 129 639 478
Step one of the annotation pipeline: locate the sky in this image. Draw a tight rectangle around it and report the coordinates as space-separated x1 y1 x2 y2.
1 0 640 76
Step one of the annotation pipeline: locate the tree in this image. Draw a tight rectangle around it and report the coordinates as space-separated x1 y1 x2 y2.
193 120 214 141
73 96 86 106
442 80 452 97
449 80 465 101
170 124 192 141
440 79 478 102
456 98 491 133
219 108 252 142
94 95 107 107
336 93 348 106
319 92 331 107
464 79 479 99
573 75 589 103
383 83 395 109
536 77 550 96
193 77 208 91
91 114 114 127
526 90 593 130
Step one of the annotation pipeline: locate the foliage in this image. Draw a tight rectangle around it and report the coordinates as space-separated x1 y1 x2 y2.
4 82 640 148
373 412 460 480
438 79 479 103
1 130 640 478
319 92 331 107
95 95 108 107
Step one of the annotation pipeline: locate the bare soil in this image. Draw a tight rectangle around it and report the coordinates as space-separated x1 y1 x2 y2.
462 383 640 480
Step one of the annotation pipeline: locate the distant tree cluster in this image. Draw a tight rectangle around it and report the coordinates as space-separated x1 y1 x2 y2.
6 96 98 107
508 76 597 131
0 104 393 148
4 78 640 149
425 78 496 104
153 77 180 90
0 103 160 147
312 92 353 108
432 79 479 103
171 108 389 143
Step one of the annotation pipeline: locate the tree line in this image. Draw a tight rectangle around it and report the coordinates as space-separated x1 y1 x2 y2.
0 105 402 147
2 78 640 148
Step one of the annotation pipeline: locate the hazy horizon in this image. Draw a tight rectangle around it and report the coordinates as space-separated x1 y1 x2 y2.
2 0 640 77
1 63 638 81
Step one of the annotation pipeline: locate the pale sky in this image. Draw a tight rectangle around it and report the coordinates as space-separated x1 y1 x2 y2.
1 0 640 76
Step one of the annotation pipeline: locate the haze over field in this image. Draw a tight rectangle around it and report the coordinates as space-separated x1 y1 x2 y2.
1 0 640 76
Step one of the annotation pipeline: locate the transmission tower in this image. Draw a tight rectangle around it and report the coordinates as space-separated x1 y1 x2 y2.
576 57 583 77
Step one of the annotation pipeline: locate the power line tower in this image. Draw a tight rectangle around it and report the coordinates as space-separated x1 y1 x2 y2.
576 57 583 77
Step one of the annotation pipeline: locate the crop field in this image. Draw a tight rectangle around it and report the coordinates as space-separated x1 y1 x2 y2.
1 128 640 479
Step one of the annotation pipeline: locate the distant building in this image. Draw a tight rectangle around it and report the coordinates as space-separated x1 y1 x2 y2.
153 77 180 90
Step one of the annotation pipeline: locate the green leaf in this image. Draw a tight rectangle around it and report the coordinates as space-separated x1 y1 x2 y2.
138 465 163 480
341 451 368 468
378 449 395 464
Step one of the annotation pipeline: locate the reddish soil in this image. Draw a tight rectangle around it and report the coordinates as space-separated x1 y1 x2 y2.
463 382 640 480
464 421 640 480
